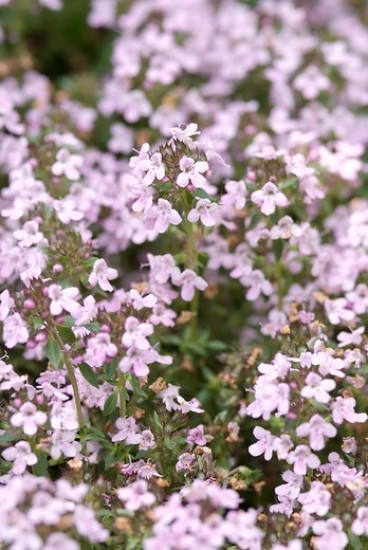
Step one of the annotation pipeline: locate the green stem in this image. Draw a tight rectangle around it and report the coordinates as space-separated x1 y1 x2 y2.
275 261 284 310
118 371 127 417
52 327 84 428
186 220 200 341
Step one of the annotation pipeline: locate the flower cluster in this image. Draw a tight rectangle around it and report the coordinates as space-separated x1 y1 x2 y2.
0 0 368 548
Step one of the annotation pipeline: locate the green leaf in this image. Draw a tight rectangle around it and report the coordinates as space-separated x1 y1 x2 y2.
279 176 298 190
194 188 211 200
84 322 101 332
33 451 49 476
82 257 98 269
272 239 284 261
120 387 130 402
32 317 44 330
104 449 115 469
151 411 163 431
163 437 176 451
348 533 363 550
172 436 187 445
0 431 18 444
56 324 76 345
79 363 100 388
103 392 118 416
128 375 147 398
206 340 228 351
62 315 75 327
45 335 63 368
174 252 187 265
84 427 109 442
185 341 206 355
104 359 118 380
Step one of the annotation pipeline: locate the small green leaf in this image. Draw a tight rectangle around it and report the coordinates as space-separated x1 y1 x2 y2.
79 363 100 388
104 359 118 380
348 533 363 550
104 449 116 469
84 322 101 332
0 431 18 444
128 375 147 398
45 336 63 368
206 340 228 351
56 324 76 345
163 437 176 451
185 341 206 355
272 239 284 261
194 188 211 200
103 392 118 416
174 252 187 265
84 427 108 442
279 176 298 190
151 411 163 431
120 387 130 402
32 317 44 330
33 451 49 476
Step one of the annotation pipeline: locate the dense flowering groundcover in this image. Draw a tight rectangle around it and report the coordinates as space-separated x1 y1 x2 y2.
1 0 368 548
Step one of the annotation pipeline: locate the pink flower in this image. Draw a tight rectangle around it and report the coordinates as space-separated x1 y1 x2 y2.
117 479 156 511
129 142 165 186
72 295 98 326
0 289 15 321
147 253 177 284
177 156 209 189
44 533 79 550
337 327 364 347
84 332 118 368
2 441 38 474
221 180 247 210
312 518 348 550
298 481 331 516
122 316 154 350
324 298 355 325
139 430 156 451
293 65 330 100
249 426 277 461
11 402 47 435
170 123 200 145
108 123 134 154
112 417 141 444
301 372 335 403
178 397 204 414
73 506 108 542
187 198 219 227
48 284 80 316
144 199 182 233
274 434 294 460
296 414 337 451
13 220 45 248
186 425 212 446
275 470 303 500
251 182 289 216
51 148 83 180
88 258 118 292
271 541 302 550
352 507 368 536
172 268 207 301
246 375 290 420
331 396 367 424
158 384 181 411
51 429 81 460
242 270 273 301
3 313 29 348
287 445 320 475
127 289 157 310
